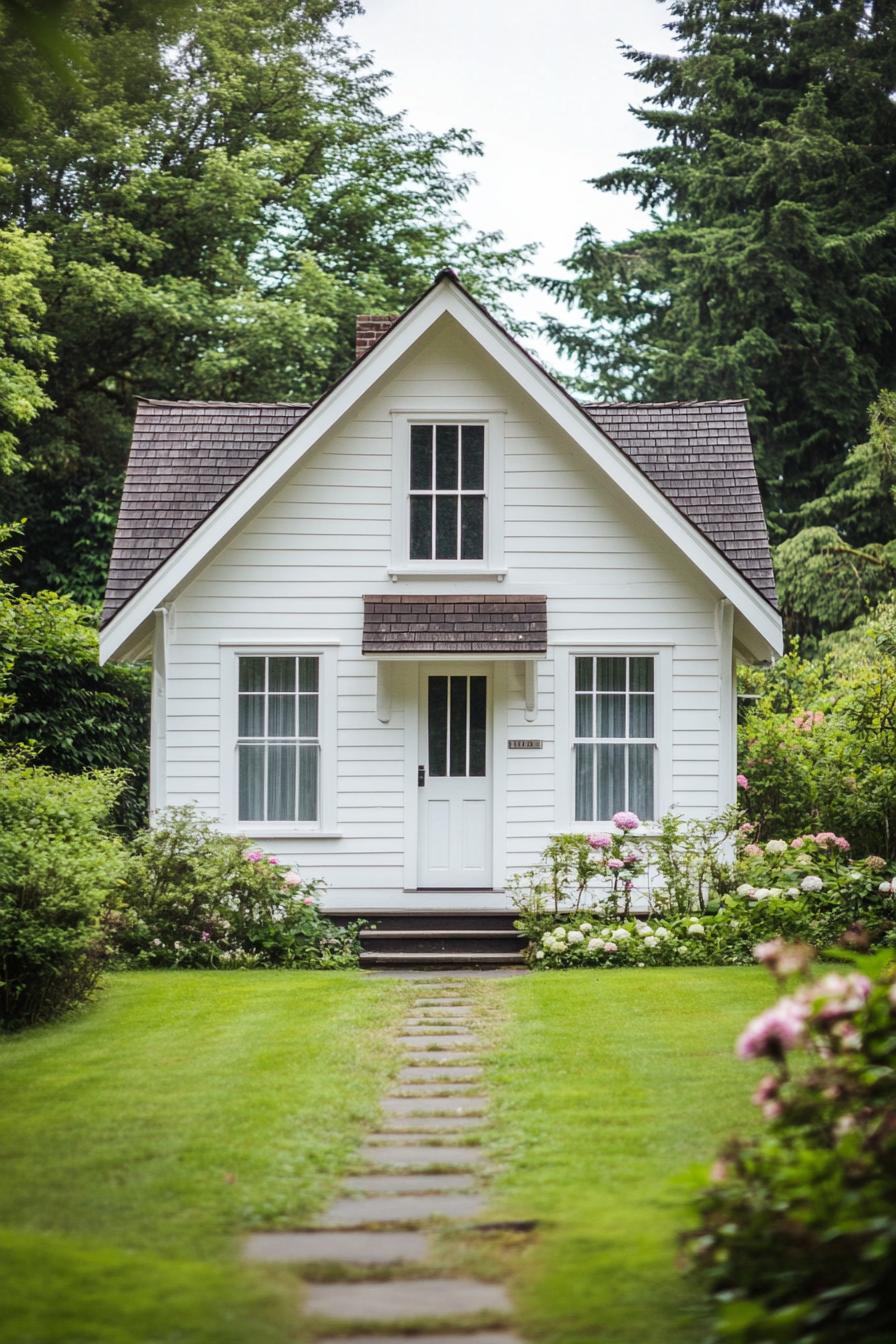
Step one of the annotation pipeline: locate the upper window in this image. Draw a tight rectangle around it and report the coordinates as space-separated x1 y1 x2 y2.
237 655 320 823
409 423 485 561
573 655 656 822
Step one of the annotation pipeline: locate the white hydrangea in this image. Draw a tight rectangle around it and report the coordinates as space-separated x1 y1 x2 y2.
644 935 659 948
752 888 769 901
686 923 705 936
612 928 631 941
553 926 567 939
787 886 800 896
800 874 824 892
878 881 893 895
541 931 553 944
601 928 612 938
635 921 653 935
567 929 585 945
765 839 788 855
736 883 755 897
655 926 671 939
587 937 605 952
535 950 545 960
767 887 783 898
579 922 593 934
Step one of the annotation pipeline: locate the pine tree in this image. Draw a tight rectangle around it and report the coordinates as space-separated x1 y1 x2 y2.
543 0 896 526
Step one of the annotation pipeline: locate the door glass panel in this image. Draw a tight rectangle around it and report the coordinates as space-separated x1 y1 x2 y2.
469 676 487 776
428 676 448 776
449 675 468 776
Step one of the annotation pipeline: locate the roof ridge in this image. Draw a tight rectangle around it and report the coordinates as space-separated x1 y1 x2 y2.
583 398 748 409
136 398 311 409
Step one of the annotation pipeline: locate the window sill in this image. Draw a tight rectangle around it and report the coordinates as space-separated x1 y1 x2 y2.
387 566 508 582
219 827 343 840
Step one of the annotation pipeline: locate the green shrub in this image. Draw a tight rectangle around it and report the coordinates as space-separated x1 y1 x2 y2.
687 946 896 1344
0 754 126 1028
0 590 150 836
118 807 361 969
738 612 896 858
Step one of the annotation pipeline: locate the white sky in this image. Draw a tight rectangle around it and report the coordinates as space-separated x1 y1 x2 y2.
345 0 677 374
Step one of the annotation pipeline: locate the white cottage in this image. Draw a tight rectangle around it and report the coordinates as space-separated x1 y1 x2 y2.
100 271 782 914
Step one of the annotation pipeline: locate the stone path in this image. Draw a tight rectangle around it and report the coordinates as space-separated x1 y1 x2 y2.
243 977 521 1342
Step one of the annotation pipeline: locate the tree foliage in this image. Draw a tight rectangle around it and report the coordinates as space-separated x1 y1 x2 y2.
543 0 896 524
0 0 532 599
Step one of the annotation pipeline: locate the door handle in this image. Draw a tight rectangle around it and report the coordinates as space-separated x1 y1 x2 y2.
418 765 425 787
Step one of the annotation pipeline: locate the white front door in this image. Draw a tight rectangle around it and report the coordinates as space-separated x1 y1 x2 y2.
417 665 492 889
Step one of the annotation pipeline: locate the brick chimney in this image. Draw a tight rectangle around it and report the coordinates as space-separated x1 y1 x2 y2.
355 314 398 361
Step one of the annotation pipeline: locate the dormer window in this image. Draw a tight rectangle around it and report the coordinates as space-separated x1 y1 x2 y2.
409 424 485 561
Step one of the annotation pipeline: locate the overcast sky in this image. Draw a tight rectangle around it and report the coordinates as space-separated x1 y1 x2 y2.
345 0 677 372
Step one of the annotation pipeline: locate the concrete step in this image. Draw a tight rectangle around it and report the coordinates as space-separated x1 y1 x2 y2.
362 929 524 955
362 950 525 968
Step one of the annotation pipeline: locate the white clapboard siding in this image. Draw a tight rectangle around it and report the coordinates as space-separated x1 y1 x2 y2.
162 320 727 896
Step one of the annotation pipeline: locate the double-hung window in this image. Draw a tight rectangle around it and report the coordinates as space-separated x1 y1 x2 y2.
409 423 485 561
573 655 656 821
237 654 319 823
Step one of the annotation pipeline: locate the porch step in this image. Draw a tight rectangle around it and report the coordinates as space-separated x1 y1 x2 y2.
333 907 526 970
362 929 523 957
329 909 517 932
360 950 525 968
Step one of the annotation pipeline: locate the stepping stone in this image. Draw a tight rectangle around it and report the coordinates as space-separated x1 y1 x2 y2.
304 1278 511 1323
328 1334 522 1344
412 1007 474 1017
402 1024 475 1035
394 1082 482 1094
243 1229 427 1265
398 1036 478 1049
380 1115 486 1132
398 1067 483 1082
319 1192 487 1225
343 1172 476 1194
412 999 470 1008
384 1096 488 1115
357 1144 484 1168
403 1053 480 1067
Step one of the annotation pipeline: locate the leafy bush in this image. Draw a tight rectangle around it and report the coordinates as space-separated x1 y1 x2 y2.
118 807 361 969
0 753 126 1028
687 946 896 1344
0 588 150 835
738 609 896 858
517 818 896 969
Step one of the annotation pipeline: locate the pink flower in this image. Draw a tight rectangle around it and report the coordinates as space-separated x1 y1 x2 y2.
743 843 762 857
753 939 784 966
736 773 749 790
834 837 850 851
739 822 755 835
267 856 280 865
282 871 302 887
814 832 837 848
244 848 264 862
612 811 641 832
752 1075 779 1106
608 858 624 871
603 941 618 953
805 972 871 1020
762 1099 783 1120
736 998 808 1060
302 895 316 906
201 931 210 942
588 833 612 850
623 853 639 867
790 837 805 849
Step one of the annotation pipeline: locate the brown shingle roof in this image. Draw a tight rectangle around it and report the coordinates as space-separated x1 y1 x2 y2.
101 396 776 627
362 595 548 655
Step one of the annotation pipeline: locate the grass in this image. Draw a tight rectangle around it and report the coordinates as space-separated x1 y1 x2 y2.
485 967 775 1344
0 970 403 1344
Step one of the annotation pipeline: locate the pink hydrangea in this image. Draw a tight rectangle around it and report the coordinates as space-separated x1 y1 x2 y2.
804 972 871 1020
752 1074 779 1106
608 858 624 871
603 941 618 953
790 837 805 849
612 811 640 832
834 836 850 851
736 773 749 790
244 848 264 862
302 895 316 906
623 853 639 867
267 856 280 865
282 871 302 887
813 832 837 848
588 833 612 850
743 843 763 857
736 997 808 1060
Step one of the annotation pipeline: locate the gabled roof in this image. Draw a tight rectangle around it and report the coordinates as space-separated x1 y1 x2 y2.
100 271 782 663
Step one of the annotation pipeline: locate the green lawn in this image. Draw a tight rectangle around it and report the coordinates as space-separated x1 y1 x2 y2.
485 968 774 1344
0 971 403 1344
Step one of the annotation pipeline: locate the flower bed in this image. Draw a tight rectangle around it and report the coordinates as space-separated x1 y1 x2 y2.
512 812 896 969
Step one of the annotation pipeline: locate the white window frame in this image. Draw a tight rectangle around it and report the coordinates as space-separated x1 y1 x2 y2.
388 410 506 578
219 644 338 837
554 646 673 831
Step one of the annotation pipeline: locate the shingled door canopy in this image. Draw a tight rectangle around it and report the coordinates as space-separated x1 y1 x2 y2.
362 595 548 656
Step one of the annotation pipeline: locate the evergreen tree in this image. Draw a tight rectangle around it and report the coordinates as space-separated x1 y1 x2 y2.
543 0 896 526
0 0 532 600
